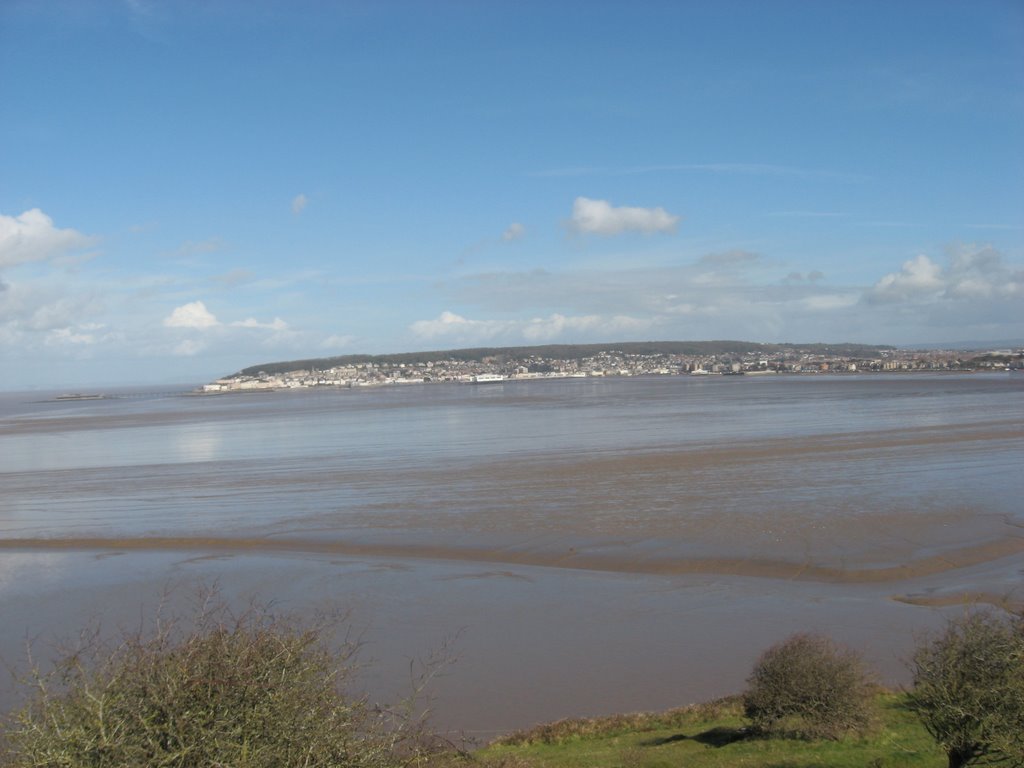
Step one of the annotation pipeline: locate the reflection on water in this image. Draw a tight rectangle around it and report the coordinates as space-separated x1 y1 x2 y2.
0 551 69 597
171 423 225 463
1 375 1021 556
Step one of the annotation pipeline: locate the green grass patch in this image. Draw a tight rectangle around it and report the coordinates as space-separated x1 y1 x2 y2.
474 693 944 768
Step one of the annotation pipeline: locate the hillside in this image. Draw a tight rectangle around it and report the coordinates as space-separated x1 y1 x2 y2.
234 340 895 377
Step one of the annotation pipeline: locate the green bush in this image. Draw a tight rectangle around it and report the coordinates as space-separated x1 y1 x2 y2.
907 610 1024 768
2 590 433 768
743 633 873 740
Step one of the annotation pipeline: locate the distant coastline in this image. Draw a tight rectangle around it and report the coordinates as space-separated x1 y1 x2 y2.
201 339 1023 393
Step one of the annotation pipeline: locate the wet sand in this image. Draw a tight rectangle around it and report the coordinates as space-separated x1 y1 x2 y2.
2 377 1021 737
1 543 1020 740
3 514 1022 737
2 523 1023 585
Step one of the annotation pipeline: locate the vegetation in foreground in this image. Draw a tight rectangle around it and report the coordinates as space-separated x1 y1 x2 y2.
479 692 945 768
743 633 873 740
1 589 446 768
908 612 1024 768
2 596 1020 768
481 615 1022 768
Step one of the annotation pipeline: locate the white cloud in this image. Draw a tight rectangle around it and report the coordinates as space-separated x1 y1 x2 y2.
173 339 206 356
945 278 992 299
410 311 499 340
800 293 859 311
569 197 680 236
0 209 94 268
45 328 94 345
322 334 355 349
22 295 100 332
502 222 525 242
521 313 600 340
867 254 944 303
521 313 651 341
231 317 288 331
410 310 652 344
421 243 1020 348
291 194 309 214
867 246 1022 304
945 244 1022 299
163 301 219 329
0 276 107 354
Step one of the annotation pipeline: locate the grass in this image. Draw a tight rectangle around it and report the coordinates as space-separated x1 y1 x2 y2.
473 692 945 768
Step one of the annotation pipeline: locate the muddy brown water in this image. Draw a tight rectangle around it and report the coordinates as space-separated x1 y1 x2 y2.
2 375 1021 738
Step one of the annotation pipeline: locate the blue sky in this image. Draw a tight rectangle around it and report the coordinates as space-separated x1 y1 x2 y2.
2 0 1022 389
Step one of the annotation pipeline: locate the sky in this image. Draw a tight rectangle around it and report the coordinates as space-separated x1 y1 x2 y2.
1 0 1023 389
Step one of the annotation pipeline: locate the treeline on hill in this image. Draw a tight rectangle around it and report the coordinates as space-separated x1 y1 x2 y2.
235 341 895 377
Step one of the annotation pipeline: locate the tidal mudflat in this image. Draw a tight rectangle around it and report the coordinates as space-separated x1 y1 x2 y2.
1 375 1021 736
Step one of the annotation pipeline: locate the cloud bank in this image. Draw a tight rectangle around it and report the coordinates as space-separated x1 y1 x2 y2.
2 202 1019 389
410 311 652 344
231 317 288 331
867 246 1022 304
420 244 1021 347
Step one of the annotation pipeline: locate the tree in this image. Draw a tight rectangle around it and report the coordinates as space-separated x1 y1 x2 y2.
907 611 1024 768
3 589 438 768
743 632 873 740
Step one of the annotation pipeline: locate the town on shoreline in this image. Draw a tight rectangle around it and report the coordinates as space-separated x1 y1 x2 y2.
202 342 1023 392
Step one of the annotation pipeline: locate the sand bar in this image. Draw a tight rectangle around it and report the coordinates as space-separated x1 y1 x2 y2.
3 530 1022 584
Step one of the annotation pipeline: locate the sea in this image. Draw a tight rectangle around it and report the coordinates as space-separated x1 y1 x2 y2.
1 373 1021 736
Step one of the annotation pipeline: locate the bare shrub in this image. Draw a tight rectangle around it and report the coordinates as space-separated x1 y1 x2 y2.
907 610 1024 768
2 587 443 768
743 632 873 740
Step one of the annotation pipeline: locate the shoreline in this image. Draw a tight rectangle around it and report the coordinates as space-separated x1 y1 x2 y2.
198 368 1017 395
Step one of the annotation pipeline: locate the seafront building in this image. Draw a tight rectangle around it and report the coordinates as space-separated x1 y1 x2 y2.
201 346 1022 392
